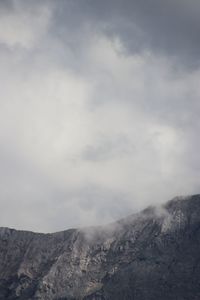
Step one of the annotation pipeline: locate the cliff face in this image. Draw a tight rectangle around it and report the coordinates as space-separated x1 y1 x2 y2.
1 195 200 300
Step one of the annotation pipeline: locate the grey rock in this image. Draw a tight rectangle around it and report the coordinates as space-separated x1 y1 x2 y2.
1 195 200 299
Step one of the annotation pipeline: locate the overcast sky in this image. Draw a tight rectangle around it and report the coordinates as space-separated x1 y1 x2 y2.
0 0 200 232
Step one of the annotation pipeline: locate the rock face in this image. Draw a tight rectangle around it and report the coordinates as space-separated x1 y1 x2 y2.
1 195 200 299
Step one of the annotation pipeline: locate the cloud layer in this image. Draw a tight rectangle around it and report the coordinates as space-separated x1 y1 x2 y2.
0 0 200 232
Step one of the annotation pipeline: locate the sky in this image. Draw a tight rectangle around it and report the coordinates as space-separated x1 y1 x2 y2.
0 0 200 232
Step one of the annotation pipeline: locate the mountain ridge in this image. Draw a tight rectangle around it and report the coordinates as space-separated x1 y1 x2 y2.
0 194 200 299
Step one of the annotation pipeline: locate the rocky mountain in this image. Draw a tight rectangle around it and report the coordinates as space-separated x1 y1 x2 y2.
1 194 200 299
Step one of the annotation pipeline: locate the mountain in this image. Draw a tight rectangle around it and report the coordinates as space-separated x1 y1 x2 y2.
0 194 200 299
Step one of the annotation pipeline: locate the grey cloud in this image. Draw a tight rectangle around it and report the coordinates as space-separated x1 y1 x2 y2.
50 0 200 67
2 0 200 64
81 135 134 162
0 0 52 49
0 0 199 232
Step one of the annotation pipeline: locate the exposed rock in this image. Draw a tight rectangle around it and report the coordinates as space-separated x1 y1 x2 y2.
1 194 200 299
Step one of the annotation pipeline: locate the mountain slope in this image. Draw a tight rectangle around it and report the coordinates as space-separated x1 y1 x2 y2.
1 195 200 299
